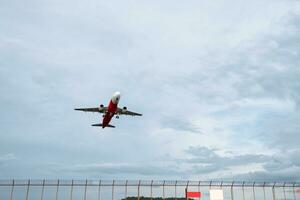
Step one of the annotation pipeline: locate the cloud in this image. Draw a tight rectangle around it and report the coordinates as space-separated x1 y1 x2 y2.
51 163 182 176
0 154 16 165
41 146 300 181
233 169 300 182
161 117 204 134
178 146 300 181
181 146 269 174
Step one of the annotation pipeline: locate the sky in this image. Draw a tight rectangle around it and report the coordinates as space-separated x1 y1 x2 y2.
0 0 300 181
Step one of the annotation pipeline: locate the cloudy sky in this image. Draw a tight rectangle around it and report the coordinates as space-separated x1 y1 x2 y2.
1 0 300 181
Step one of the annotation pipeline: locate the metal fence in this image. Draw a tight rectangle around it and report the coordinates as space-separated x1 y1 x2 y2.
0 180 299 200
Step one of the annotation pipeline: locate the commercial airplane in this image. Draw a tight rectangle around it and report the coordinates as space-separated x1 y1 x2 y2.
75 92 142 128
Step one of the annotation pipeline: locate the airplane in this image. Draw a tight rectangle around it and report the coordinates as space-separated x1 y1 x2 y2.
75 91 142 128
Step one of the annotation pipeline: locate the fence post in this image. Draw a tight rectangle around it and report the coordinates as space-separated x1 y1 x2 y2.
112 180 115 200
252 182 256 200
98 180 101 200
242 181 245 200
55 179 59 200
70 180 74 200
10 179 14 200
124 180 127 199
25 180 30 200
293 182 296 200
272 182 276 200
175 180 177 200
198 181 201 200
150 180 153 200
230 181 234 200
163 180 165 200
84 179 88 200
40 179 45 200
263 182 266 200
138 180 141 200
186 181 189 200
283 182 287 200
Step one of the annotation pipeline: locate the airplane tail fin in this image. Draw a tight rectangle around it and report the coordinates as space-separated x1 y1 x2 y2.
92 123 115 128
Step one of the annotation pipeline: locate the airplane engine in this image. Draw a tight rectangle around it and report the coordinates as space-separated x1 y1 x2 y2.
122 106 127 112
99 104 104 111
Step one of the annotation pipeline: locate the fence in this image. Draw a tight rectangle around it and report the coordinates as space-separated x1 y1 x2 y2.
0 180 299 200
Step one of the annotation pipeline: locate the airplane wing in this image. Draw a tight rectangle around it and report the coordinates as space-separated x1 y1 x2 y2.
117 107 142 116
74 107 107 113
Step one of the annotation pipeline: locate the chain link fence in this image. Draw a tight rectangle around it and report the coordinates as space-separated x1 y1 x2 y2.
0 180 299 200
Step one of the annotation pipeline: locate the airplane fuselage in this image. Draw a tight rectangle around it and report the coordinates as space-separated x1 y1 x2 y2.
102 100 117 128
102 92 121 128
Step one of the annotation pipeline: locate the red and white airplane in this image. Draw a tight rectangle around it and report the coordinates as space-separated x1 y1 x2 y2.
75 92 142 128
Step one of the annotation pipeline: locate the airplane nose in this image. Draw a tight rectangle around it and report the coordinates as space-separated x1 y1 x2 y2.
116 92 121 98
113 92 121 102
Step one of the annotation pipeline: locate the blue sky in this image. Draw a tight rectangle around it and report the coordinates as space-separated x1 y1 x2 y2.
0 0 300 181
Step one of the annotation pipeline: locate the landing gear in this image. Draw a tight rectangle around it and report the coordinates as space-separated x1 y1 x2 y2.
116 115 119 119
